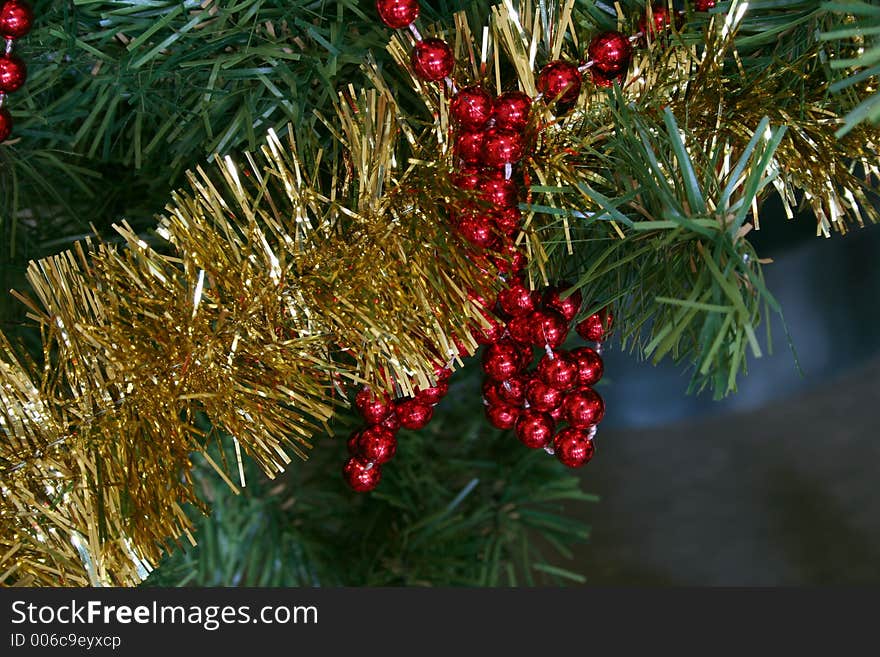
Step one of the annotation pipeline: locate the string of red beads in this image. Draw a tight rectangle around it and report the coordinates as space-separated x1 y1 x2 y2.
0 0 33 143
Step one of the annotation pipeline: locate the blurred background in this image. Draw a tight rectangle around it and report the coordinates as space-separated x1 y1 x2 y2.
577 206 880 584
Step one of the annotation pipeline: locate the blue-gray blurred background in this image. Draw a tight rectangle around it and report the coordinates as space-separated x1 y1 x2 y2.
576 200 880 584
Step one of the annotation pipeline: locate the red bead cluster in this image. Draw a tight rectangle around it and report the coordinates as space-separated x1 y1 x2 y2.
376 0 454 83
0 0 33 143
479 281 613 468
343 368 451 491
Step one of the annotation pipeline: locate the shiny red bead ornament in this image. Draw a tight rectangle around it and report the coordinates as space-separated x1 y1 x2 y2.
355 387 393 425
575 307 614 342
415 380 449 405
355 426 398 465
562 387 605 428
395 398 434 429
483 128 525 167
493 91 532 132
482 378 506 406
553 428 595 468
411 38 454 81
542 284 582 322
343 458 382 492
493 206 522 237
498 281 537 317
450 85 493 130
515 410 555 449
640 4 673 37
537 60 582 105
507 313 533 344
0 55 26 93
537 351 578 391
529 309 568 348
0 0 33 39
570 346 604 386
496 376 527 406
455 130 485 165
0 107 11 143
470 312 504 345
375 0 420 29
457 214 497 249
695 0 716 10
525 377 563 412
587 31 632 77
482 339 522 381
485 403 520 430
478 176 518 208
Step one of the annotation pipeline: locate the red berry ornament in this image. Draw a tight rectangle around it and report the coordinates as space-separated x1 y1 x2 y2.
375 0 420 29
380 412 402 433
0 107 11 143
493 206 522 237
452 166 482 190
455 130 485 165
496 376 527 406
485 403 520 430
537 351 578 391
415 380 449 405
355 426 398 465
478 176 519 208
515 410 555 449
450 85 493 130
491 243 526 275
411 38 454 81
562 387 605 428
587 31 632 77
343 457 382 492
695 0 716 11
542 284 582 322
529 309 568 348
553 428 595 468
0 0 33 39
537 60 582 105
482 378 506 406
470 312 504 345
525 377 563 412
507 313 533 344
640 4 673 37
0 55 26 93
576 307 614 342
570 346 603 386
355 388 393 425
395 398 434 429
493 91 532 132
483 128 525 167
482 339 522 381
497 282 537 317
457 214 497 249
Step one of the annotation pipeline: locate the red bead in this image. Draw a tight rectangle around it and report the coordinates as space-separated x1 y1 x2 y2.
639 4 674 37
529 309 568 349
553 428 595 468
542 284 582 322
575 307 614 342
380 412 402 433
695 0 716 10
537 351 579 391
497 281 537 317
491 242 526 274
375 0 420 29
507 313 532 344
483 128 525 167
517 344 535 369
455 130 485 166
562 387 605 428
478 176 519 208
493 91 532 132
411 38 454 81
355 426 398 464
515 410 555 449
482 378 506 406
395 398 434 429
587 31 632 77
434 366 453 382
457 214 497 249
355 387 393 425
0 107 11 143
485 403 520 430
0 0 33 39
496 375 527 406
549 403 565 422
537 60 582 105
343 457 382 492
0 55 26 93
590 68 619 88
481 339 522 381
450 85 493 130
492 206 522 237
525 377 563 412
452 166 482 190
570 346 604 386
416 380 449 405
470 311 504 345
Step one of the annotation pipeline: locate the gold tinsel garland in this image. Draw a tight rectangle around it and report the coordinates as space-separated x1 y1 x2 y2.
2 0 878 586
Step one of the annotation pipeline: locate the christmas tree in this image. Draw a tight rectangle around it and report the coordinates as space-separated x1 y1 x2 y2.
0 0 877 587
